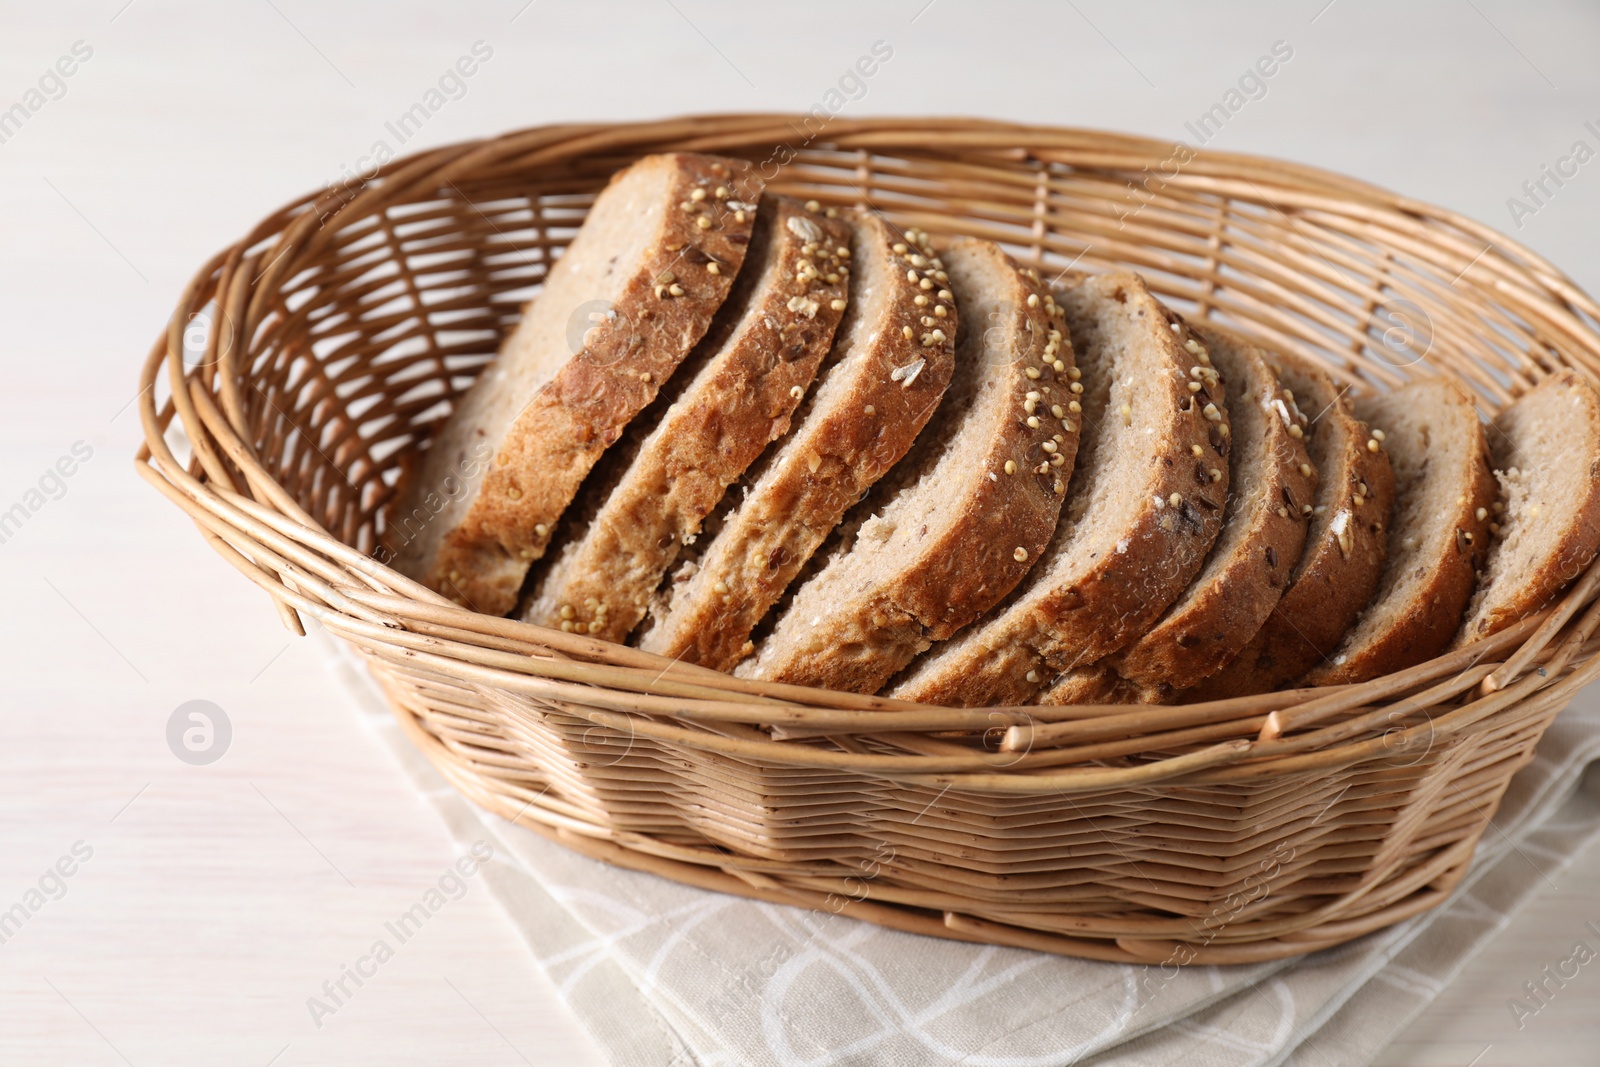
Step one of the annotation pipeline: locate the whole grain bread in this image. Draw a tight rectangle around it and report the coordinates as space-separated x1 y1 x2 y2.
1301 379 1494 685
1454 369 1600 645
386 153 755 614
888 271 1231 708
519 196 850 641
635 215 957 670
1185 348 1395 699
734 239 1077 693
1039 324 1316 704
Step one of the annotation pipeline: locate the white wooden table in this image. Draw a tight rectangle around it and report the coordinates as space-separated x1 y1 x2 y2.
3 2 1597 1062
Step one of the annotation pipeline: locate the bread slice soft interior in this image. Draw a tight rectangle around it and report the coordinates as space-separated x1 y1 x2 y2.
1040 324 1315 703
1185 348 1395 699
1301 378 1493 685
888 271 1230 708
635 214 957 670
386 152 754 614
735 239 1077 693
1455 369 1600 645
519 195 850 641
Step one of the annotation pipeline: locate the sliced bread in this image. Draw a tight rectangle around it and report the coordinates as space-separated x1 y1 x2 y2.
888 271 1231 708
518 196 851 641
1301 378 1494 685
635 215 958 670
386 153 756 614
1039 324 1316 704
1455 369 1600 645
1186 349 1395 699
734 239 1077 693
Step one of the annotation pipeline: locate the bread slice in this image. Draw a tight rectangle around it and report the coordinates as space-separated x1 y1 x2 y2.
386 153 756 614
635 215 958 670
1454 369 1600 645
518 196 851 641
1301 379 1494 685
888 271 1231 708
733 240 1077 693
1038 325 1316 704
1185 348 1395 699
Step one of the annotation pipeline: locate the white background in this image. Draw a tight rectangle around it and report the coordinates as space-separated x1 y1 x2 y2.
3 1 1599 1063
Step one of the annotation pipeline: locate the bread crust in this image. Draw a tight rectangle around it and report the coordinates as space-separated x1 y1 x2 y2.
520 196 850 641
637 214 957 670
1454 369 1600 644
389 153 755 614
890 272 1230 708
1184 346 1395 700
1040 325 1316 703
736 240 1076 693
1301 379 1493 685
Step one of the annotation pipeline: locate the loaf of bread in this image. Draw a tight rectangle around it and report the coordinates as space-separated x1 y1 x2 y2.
381 153 1598 706
388 153 755 614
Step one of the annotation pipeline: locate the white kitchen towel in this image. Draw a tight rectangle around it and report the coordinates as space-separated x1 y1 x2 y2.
322 632 1600 1066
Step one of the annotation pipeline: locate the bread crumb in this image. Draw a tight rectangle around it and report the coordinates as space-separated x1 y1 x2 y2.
860 516 895 542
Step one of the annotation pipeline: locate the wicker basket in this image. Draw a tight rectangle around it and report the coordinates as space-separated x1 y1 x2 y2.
138 116 1600 964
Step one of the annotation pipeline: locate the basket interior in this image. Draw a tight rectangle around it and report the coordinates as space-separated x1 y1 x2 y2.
209 130 1593 562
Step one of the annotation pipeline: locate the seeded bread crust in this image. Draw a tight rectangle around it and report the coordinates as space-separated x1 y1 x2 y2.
1185 346 1395 699
519 196 850 641
735 240 1077 693
1454 369 1600 645
387 153 756 614
888 271 1231 708
1039 325 1316 704
1301 379 1494 686
636 214 957 670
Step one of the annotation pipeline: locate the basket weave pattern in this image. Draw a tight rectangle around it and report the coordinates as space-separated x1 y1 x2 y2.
139 117 1600 963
